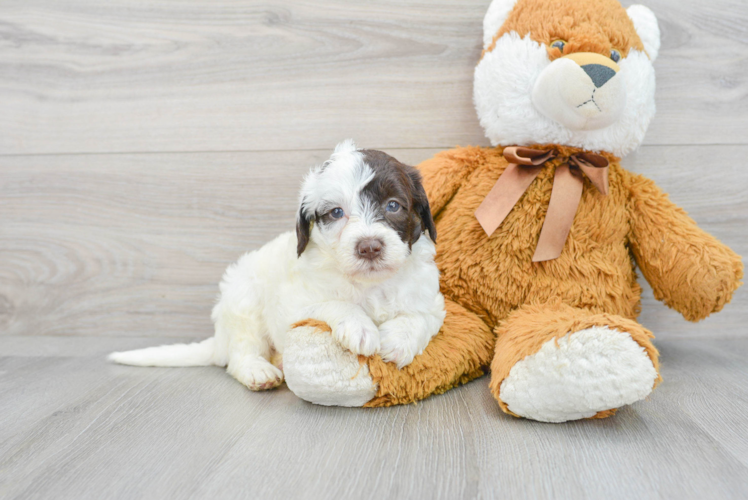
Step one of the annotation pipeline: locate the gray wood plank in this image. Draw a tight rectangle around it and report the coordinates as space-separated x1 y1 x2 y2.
0 335 187 357
1 0 746 497
1 338 747 499
658 340 748 469
1 146 745 340
0 0 746 155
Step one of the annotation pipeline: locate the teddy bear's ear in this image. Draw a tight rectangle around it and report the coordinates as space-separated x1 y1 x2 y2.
627 5 661 62
482 0 519 50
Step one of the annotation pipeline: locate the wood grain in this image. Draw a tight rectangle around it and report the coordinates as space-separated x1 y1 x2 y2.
1 337 747 499
0 0 747 155
1 1 746 498
0 148 439 338
1 146 745 339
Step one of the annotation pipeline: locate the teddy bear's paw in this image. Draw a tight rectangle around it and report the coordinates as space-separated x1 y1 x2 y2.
227 357 284 391
499 326 658 423
283 325 378 407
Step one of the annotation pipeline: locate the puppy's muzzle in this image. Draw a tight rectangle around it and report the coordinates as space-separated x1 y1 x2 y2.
356 238 384 261
532 52 626 132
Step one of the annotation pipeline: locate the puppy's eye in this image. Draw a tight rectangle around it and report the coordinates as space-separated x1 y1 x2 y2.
550 40 566 52
610 49 621 63
386 201 401 213
330 207 345 219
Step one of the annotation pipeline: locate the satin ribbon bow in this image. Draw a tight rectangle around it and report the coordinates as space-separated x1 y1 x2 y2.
474 146 610 262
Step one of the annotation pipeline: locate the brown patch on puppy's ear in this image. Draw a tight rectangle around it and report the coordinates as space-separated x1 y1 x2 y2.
296 206 312 257
409 169 437 244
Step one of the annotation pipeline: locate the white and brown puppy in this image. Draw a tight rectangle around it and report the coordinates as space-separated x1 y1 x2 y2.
109 140 445 391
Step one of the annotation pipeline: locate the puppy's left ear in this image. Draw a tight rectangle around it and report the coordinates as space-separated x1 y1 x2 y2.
409 169 437 244
296 205 312 257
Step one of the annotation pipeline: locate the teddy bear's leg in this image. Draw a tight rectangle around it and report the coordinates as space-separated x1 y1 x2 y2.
490 303 661 423
282 299 494 407
365 298 494 407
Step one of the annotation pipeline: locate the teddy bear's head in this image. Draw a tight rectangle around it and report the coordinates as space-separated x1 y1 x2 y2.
474 0 660 157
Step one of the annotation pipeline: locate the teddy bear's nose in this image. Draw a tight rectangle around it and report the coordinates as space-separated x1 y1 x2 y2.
582 64 617 88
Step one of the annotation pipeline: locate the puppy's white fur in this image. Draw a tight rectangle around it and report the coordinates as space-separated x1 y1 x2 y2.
109 141 445 390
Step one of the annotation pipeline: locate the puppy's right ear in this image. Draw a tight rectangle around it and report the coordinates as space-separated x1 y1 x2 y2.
408 169 437 244
296 206 312 257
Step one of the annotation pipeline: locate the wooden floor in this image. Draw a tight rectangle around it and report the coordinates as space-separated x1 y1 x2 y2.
2 0 748 498
1 337 747 499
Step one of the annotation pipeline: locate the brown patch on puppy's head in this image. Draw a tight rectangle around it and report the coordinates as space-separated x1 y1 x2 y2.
359 150 436 248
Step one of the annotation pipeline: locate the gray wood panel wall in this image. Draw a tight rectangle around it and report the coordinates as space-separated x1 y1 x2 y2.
1 0 746 341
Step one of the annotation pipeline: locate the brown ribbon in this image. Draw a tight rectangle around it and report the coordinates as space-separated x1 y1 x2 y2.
474 146 609 262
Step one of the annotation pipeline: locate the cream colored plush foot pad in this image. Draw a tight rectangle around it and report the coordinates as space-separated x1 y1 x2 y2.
500 326 658 422
283 326 378 407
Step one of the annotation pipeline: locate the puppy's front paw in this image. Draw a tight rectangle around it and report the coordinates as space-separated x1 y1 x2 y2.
227 357 284 391
379 319 423 369
379 335 416 369
333 316 380 356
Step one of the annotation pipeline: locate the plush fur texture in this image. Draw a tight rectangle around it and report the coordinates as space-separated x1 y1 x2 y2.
475 0 657 156
365 297 495 407
484 0 645 58
492 302 660 421
280 0 743 422
283 320 377 407
500 327 658 422
482 0 518 50
109 142 445 389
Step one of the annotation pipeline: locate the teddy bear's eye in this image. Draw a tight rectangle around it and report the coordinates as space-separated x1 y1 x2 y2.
610 49 621 62
550 40 566 52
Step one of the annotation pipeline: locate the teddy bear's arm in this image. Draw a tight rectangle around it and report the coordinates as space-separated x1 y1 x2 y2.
417 148 482 216
626 172 743 322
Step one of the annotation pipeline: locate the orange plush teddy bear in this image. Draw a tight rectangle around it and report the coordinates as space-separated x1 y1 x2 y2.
282 0 743 422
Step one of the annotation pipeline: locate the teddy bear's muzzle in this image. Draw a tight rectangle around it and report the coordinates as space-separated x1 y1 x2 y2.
532 52 626 132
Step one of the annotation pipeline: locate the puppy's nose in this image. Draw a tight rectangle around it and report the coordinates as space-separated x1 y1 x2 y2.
582 64 616 88
356 239 384 260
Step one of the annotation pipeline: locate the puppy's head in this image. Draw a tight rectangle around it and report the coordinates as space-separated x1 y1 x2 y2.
296 140 436 281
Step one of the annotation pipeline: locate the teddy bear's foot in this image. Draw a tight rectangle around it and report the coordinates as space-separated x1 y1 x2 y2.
283 321 378 407
499 326 657 422
490 304 661 423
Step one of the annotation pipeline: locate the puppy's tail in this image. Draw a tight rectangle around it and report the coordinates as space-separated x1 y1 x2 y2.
108 337 216 367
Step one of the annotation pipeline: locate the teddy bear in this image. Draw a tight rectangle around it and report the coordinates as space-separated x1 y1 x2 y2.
280 0 744 422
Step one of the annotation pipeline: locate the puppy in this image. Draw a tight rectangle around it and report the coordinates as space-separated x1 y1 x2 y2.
109 140 446 391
